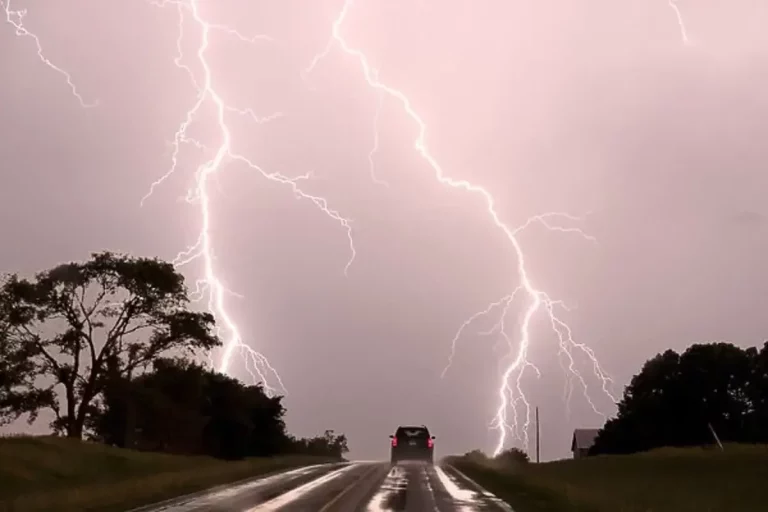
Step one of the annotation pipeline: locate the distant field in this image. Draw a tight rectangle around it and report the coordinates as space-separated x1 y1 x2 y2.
448 444 768 512
0 435 335 512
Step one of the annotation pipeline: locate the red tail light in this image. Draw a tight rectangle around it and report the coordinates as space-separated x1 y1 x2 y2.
427 438 434 448
391 437 397 447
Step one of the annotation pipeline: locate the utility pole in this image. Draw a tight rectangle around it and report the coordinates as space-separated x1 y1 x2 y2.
535 406 540 463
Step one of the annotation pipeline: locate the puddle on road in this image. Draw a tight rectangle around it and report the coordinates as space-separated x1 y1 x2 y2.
366 464 408 511
437 467 512 511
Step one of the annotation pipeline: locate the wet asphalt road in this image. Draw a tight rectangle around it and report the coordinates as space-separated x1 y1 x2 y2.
135 461 512 511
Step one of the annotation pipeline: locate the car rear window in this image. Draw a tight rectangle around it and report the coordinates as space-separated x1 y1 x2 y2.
396 426 429 439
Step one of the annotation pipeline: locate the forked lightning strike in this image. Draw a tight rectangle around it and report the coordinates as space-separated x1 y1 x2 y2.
4 0 696 454
2 0 357 395
142 0 358 393
303 0 615 455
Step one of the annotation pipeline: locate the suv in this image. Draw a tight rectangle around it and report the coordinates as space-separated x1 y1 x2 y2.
389 425 435 464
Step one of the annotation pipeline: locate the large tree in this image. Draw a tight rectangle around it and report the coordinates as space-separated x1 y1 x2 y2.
591 342 757 455
0 251 220 437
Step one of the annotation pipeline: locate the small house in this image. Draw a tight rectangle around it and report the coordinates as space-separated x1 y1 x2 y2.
570 428 600 458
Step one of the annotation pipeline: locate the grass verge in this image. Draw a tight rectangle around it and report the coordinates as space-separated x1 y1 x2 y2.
0 435 336 512
447 444 768 512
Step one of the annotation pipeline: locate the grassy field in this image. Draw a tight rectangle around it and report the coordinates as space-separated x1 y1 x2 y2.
0 435 335 512
448 444 768 512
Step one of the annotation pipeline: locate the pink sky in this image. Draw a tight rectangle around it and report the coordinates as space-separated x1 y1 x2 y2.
1 0 767 460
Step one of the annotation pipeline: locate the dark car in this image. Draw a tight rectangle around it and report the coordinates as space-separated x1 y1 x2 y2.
389 425 435 464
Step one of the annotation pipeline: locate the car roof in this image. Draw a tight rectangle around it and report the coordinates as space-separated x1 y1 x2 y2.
396 425 430 432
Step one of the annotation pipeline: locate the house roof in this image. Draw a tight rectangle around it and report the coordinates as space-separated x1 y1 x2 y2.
571 428 600 451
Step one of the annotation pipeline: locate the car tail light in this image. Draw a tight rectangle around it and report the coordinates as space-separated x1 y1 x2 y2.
427 438 433 448
391 437 397 447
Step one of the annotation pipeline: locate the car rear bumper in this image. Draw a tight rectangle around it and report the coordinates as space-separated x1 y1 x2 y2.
391 448 434 461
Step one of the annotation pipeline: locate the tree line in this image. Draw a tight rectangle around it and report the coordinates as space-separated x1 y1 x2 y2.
0 251 348 460
591 341 768 455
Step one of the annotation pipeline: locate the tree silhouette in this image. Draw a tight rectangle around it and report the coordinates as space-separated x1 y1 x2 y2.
0 252 220 437
285 430 349 458
0 297 54 425
463 449 488 461
93 357 319 460
746 342 768 440
245 383 289 456
591 342 758 454
495 447 530 465
100 358 211 453
201 369 263 460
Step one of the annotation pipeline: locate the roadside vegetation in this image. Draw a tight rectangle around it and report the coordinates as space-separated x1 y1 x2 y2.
0 252 349 511
0 435 337 512
449 340 768 511
449 444 768 512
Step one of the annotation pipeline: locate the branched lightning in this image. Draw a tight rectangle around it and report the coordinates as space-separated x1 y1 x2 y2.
4 0 698 453
140 0 359 394
3 0 357 395
304 0 616 455
1 0 97 107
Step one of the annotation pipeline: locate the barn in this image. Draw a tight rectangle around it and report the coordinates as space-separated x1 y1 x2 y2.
570 428 600 458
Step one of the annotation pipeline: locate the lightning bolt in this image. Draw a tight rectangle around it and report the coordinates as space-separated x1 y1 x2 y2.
3 0 356 395
367 70 389 188
5 0 691 454
140 0 359 394
1 0 97 107
667 0 690 45
304 0 616 455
